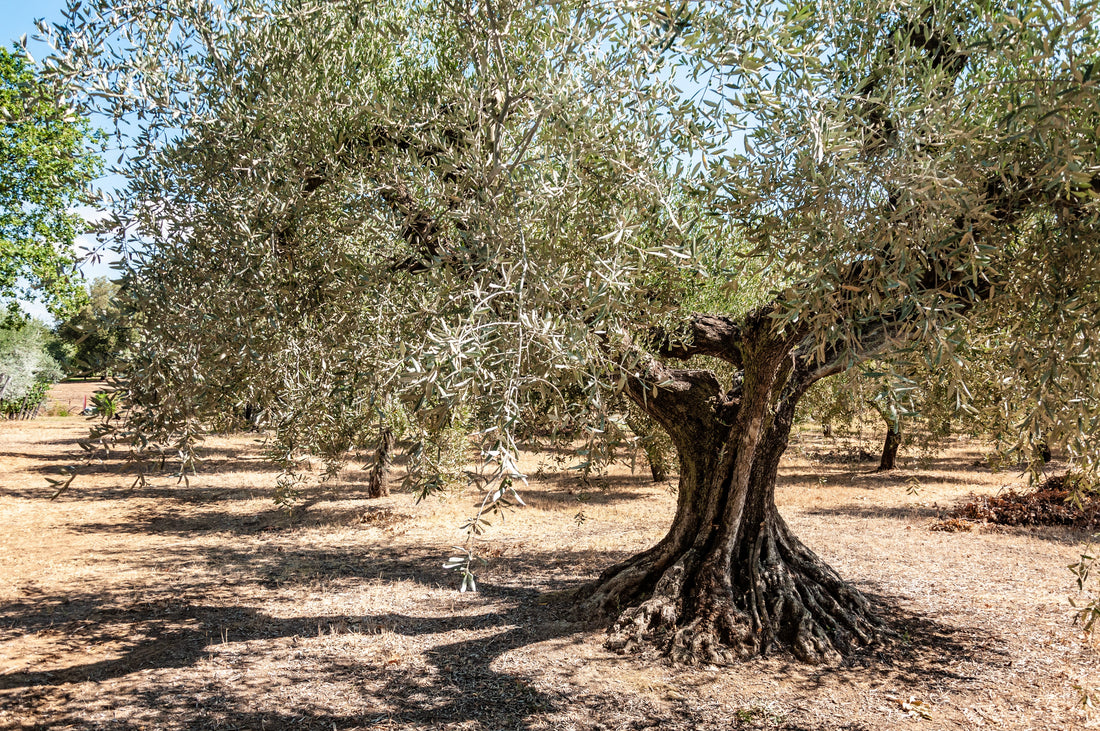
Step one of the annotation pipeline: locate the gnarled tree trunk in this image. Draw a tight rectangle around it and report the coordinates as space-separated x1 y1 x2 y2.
577 317 883 664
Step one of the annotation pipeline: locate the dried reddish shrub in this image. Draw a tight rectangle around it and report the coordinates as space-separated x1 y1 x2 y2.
946 474 1100 528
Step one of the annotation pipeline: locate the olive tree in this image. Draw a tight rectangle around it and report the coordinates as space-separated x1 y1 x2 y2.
0 318 65 416
48 0 1100 664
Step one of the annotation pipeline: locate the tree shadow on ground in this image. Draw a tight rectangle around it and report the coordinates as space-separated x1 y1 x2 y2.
9 463 403 521
1 604 576 729
1 548 1012 731
52 471 661 538
501 486 657 509
789 449 999 472
802 503 1094 545
1 448 287 480
4 537 624 609
779 470 975 489
801 504 943 521
0 543 583 730
66 495 407 537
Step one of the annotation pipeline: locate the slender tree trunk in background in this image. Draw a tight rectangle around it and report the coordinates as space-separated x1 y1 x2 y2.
648 454 668 483
870 394 902 472
367 427 394 498
625 410 671 483
579 328 882 664
241 403 261 430
879 422 901 471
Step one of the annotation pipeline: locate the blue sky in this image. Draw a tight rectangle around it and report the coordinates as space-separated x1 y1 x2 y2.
1 0 119 321
0 0 67 56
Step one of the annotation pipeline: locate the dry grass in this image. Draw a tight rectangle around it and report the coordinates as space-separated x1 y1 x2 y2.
39 381 109 417
2 388 1100 729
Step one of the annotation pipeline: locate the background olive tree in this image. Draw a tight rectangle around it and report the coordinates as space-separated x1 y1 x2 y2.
48 0 1100 664
0 317 65 417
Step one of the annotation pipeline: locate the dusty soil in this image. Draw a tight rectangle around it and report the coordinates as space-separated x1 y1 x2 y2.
39 381 109 416
2 396 1099 729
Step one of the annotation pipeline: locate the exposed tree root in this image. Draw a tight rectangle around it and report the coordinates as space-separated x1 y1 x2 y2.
596 522 882 665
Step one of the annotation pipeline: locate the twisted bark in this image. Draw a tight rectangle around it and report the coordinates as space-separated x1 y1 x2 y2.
579 333 883 664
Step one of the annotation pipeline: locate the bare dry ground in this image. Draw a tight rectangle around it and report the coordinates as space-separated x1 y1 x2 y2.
2 393 1099 729
36 381 111 417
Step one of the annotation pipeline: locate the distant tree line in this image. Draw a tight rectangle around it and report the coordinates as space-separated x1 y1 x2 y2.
1 277 129 418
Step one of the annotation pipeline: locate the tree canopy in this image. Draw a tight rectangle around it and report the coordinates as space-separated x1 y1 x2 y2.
0 317 65 415
0 44 100 319
55 275 127 378
46 0 1100 663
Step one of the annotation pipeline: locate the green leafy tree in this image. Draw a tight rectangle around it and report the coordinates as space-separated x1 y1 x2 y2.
798 366 948 471
50 0 1100 665
56 276 127 378
0 45 100 318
